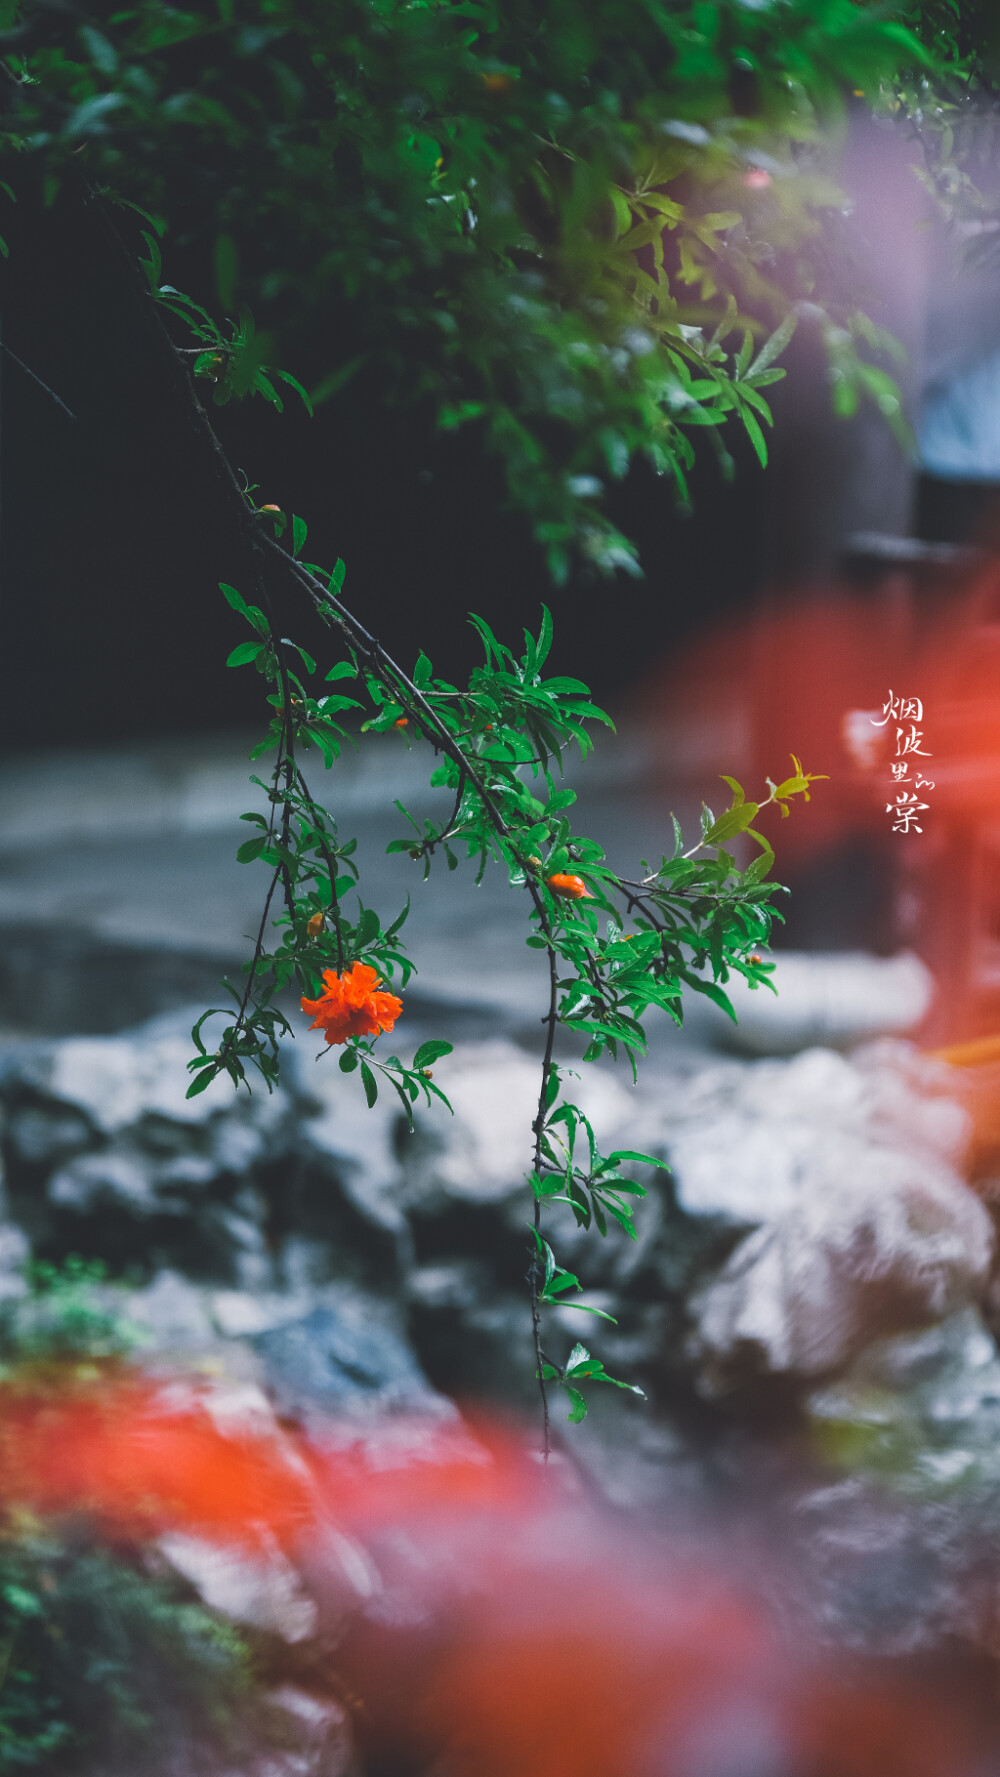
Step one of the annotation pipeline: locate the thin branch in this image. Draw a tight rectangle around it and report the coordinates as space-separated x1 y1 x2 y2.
294 761 347 973
0 341 76 419
529 941 559 1463
94 185 567 1457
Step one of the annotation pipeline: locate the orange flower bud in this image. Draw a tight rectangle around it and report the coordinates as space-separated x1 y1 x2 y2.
394 717 409 728
481 72 512 92
547 873 591 900
307 912 325 937
260 503 282 513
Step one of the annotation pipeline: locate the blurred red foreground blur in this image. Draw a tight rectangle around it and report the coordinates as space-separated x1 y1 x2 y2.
0 1370 995 1777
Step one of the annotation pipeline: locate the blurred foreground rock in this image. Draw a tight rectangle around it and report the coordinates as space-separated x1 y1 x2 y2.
1 1001 1000 1691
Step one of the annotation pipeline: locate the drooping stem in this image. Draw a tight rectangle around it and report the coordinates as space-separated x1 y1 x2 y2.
294 760 347 973
97 189 564 1453
529 942 560 1462
256 573 298 924
216 745 288 1073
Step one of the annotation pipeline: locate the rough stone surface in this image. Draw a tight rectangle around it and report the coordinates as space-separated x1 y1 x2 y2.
771 1311 1000 1656
158 1530 320 1643
397 1041 633 1212
251 1298 455 1431
2 1019 991 1419
807 1307 1000 1498
259 1686 355 1777
645 1043 970 1228
688 1159 992 1387
640 1044 993 1389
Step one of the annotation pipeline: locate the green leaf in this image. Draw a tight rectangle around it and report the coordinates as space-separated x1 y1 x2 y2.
735 329 754 377
704 800 760 844
607 1150 670 1169
292 515 308 558
273 368 314 417
536 604 554 672
185 1067 218 1099
220 583 266 632
226 640 265 668
282 638 317 674
360 1062 379 1108
413 1039 453 1070
744 829 776 881
740 407 768 468
564 1384 588 1423
748 310 798 379
236 835 268 863
687 976 738 1022
325 660 357 681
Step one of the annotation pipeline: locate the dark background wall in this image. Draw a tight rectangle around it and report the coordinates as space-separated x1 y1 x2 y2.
0 189 770 748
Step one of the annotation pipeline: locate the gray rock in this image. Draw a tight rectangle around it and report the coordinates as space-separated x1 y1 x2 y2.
399 1040 635 1213
649 1044 969 1230
0 1224 29 1300
602 1042 993 1390
807 1308 1000 1497
790 1475 977 1655
259 1686 355 1777
49 1147 159 1213
688 1159 992 1387
6 1102 92 1164
295 1051 404 1235
790 1314 1000 1656
157 1531 319 1643
8 1016 293 1158
37 1030 243 1131
210 1290 310 1340
127 1269 216 1348
251 1298 454 1428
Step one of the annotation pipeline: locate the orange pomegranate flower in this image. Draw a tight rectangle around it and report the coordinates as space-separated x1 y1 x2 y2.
547 873 591 900
301 962 402 1046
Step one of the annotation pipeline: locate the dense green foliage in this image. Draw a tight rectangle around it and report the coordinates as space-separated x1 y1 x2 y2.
0 0 969 578
0 1267 255 1775
0 1540 253 1772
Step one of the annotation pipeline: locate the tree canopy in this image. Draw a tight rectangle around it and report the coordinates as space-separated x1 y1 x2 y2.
1 0 983 581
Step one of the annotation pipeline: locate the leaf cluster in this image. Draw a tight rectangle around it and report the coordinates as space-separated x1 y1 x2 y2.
0 1537 254 1773
190 507 821 1417
0 0 956 575
541 1339 646 1426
